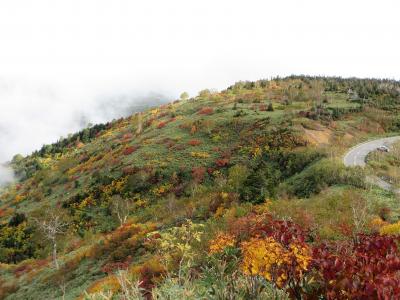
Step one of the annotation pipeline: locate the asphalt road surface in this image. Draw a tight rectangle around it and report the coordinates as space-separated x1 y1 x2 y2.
343 136 400 191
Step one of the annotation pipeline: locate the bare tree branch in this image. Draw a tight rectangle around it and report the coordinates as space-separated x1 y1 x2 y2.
33 211 68 269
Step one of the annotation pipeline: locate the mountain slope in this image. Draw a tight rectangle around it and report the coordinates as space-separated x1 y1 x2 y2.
1 76 400 299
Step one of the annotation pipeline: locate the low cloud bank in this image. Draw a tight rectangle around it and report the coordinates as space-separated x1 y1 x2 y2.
0 78 170 164
0 164 14 187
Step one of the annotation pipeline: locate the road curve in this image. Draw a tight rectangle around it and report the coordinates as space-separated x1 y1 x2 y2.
343 136 400 191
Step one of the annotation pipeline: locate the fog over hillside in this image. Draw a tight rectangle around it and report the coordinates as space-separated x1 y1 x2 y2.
0 79 169 162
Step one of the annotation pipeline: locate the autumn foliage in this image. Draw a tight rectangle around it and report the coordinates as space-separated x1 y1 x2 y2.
187 139 202 146
197 107 214 115
207 212 400 299
215 158 230 167
241 237 311 288
192 167 206 183
123 146 139 155
157 121 167 129
209 232 236 254
312 234 400 299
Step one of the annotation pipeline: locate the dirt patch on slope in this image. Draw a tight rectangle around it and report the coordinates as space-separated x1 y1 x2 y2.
304 128 332 145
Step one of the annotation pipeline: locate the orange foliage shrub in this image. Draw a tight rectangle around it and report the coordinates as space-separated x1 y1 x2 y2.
157 121 167 129
86 275 120 295
209 232 236 254
188 139 202 146
190 125 197 135
198 107 214 115
0 208 13 218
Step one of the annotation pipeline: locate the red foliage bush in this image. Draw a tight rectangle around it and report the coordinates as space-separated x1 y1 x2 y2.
312 234 400 299
198 107 214 115
123 146 138 155
13 264 33 278
157 121 167 129
188 139 202 146
122 133 133 141
192 167 206 183
229 213 307 245
215 158 230 167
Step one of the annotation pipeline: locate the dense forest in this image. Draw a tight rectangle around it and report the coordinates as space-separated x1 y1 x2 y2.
1 76 400 299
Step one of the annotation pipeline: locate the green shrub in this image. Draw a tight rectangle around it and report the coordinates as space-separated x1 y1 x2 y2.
282 159 365 198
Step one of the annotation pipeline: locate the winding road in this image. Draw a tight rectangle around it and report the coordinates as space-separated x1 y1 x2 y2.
343 136 400 191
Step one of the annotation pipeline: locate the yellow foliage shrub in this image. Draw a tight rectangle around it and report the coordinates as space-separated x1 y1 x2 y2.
241 237 311 287
380 221 400 236
14 195 24 203
369 217 388 231
152 184 172 197
214 206 225 218
251 146 262 158
190 151 210 158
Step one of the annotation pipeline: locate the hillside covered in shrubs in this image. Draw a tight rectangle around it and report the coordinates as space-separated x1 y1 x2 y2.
2 76 400 299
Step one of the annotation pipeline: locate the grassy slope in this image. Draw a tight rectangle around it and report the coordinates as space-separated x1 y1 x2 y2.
1 77 400 299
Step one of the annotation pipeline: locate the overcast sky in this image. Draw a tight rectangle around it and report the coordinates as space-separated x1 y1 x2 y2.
0 0 399 164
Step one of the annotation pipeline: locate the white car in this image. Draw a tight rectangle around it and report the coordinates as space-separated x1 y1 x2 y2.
377 145 389 152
